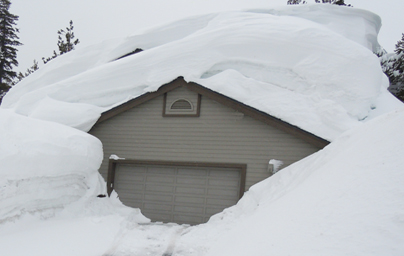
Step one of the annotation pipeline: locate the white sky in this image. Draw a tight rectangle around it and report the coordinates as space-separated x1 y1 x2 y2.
10 0 404 73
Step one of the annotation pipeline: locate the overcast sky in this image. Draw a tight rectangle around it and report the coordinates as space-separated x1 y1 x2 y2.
10 0 404 73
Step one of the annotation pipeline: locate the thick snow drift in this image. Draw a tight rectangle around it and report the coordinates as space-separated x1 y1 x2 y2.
0 4 403 255
1 5 401 140
174 107 404 256
0 110 148 224
0 110 104 222
1 104 402 256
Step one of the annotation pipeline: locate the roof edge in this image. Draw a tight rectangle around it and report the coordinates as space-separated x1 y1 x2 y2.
95 77 185 124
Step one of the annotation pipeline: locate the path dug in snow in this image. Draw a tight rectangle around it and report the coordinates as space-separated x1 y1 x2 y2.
102 222 188 256
0 210 189 256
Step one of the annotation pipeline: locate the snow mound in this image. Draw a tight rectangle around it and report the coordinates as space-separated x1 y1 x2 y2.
0 110 148 223
2 5 401 139
175 107 404 255
0 109 102 222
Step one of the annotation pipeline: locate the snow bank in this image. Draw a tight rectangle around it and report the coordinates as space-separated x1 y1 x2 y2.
0 5 402 252
0 109 150 223
2 5 401 139
0 110 103 222
175 108 404 255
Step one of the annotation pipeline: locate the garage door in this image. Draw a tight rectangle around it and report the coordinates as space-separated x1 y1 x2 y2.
111 161 246 225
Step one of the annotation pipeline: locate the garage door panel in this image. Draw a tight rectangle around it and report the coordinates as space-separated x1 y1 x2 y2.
175 186 205 194
177 168 208 176
115 168 146 181
115 182 144 191
145 184 175 193
175 195 205 204
115 167 145 186
147 212 172 222
173 214 203 224
116 175 145 183
177 177 206 185
148 167 176 175
146 175 176 183
113 163 243 224
174 205 205 214
116 190 144 200
207 197 235 207
208 179 239 187
209 169 240 178
118 165 147 173
144 202 173 212
207 188 239 198
144 194 173 202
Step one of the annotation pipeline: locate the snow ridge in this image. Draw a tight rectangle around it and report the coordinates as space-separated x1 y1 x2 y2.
2 5 401 140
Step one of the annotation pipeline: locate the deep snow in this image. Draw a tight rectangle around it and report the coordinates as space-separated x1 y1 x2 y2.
1 5 401 140
173 108 404 255
1 104 403 256
0 4 403 256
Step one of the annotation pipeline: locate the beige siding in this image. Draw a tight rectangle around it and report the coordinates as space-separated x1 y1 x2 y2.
89 86 320 190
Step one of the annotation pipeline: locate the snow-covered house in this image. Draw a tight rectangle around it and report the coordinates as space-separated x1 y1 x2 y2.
1 4 400 225
89 76 328 224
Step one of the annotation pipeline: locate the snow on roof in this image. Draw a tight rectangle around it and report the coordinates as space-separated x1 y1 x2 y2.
1 4 401 140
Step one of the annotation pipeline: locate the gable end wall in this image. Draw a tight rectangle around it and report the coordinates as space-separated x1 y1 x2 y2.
89 86 320 191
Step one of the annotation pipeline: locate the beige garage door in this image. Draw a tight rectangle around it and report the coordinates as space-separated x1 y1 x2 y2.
113 162 245 225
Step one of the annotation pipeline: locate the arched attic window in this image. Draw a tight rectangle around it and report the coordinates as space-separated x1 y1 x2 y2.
170 99 193 111
163 94 201 117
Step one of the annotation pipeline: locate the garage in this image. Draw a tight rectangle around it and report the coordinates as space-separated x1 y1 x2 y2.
89 78 326 225
108 160 246 225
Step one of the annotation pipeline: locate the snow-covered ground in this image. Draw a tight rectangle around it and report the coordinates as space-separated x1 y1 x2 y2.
1 106 403 256
0 4 403 256
174 108 404 255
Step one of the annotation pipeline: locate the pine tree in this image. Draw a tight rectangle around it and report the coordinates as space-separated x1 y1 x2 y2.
333 0 350 5
395 33 404 56
391 34 404 101
0 0 21 103
380 33 404 102
301 0 352 6
287 0 306 4
42 20 79 64
57 20 79 54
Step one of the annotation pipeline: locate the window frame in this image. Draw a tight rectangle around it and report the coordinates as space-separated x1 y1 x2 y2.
163 93 201 117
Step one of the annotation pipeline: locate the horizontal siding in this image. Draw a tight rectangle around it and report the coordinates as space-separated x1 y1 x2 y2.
90 86 320 190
